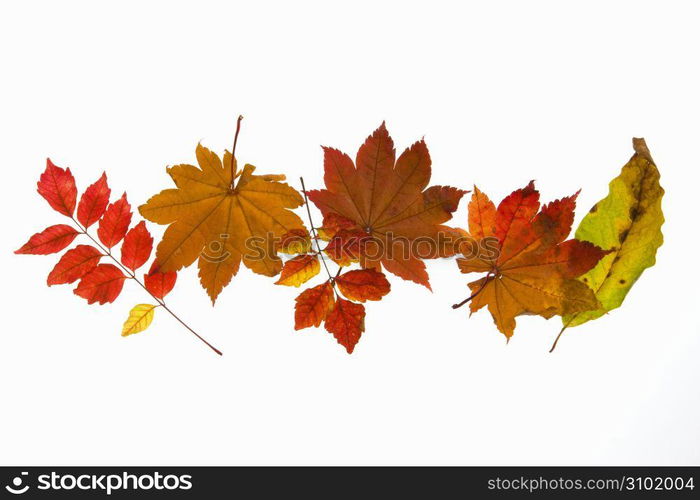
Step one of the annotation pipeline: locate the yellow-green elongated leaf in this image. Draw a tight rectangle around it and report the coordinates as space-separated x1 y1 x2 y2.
563 138 664 328
122 304 158 336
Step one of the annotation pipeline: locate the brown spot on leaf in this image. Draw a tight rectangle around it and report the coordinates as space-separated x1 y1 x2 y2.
619 279 626 284
589 203 598 214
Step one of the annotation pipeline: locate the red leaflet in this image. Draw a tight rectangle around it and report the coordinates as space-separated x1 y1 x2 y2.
47 245 102 285
294 282 335 330
318 212 359 240
121 221 153 271
77 172 111 228
15 224 79 255
325 229 370 266
325 299 365 353
37 158 77 217
144 262 177 299
74 264 126 304
334 269 390 302
97 193 132 248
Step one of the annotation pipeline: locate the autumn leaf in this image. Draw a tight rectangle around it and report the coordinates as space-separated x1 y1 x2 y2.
278 229 312 254
77 172 110 228
144 262 177 300
325 228 369 266
15 224 79 255
306 123 466 289
122 304 158 336
98 193 132 248
334 269 390 302
121 221 153 271
317 213 358 241
275 254 320 287
139 122 305 303
74 263 126 305
294 282 335 330
37 158 77 217
455 182 608 339
552 138 664 350
47 244 102 285
325 298 365 353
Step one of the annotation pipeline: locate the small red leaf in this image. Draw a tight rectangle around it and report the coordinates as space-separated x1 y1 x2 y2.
144 262 177 300
77 172 111 228
97 193 132 248
74 263 126 304
37 158 77 217
324 298 365 354
325 229 370 266
318 212 359 240
294 282 335 330
335 269 390 302
47 244 102 285
121 221 153 271
15 224 79 255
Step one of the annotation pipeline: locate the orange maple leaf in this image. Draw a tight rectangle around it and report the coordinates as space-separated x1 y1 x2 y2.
139 120 305 303
455 182 609 339
307 123 466 289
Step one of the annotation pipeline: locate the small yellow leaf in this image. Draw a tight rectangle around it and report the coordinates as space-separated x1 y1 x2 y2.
122 304 157 337
275 254 320 287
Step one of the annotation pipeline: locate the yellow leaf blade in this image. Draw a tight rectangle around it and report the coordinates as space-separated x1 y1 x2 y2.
275 254 320 287
122 304 157 337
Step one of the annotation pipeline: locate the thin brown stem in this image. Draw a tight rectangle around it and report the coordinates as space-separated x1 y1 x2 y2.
300 177 335 282
452 273 493 309
160 303 222 355
71 217 222 356
230 115 243 187
549 316 575 353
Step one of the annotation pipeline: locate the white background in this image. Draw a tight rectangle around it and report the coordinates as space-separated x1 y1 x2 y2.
1 1 698 466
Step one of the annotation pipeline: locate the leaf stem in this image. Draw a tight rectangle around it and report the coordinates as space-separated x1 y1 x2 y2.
300 177 335 283
452 273 493 309
549 316 575 353
70 217 222 356
230 115 243 188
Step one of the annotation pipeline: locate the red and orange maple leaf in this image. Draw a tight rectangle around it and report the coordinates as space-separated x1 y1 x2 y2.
306 123 466 289
454 182 608 338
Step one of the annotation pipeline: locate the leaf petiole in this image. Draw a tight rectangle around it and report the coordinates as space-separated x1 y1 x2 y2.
452 273 494 310
230 115 243 188
549 317 575 353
